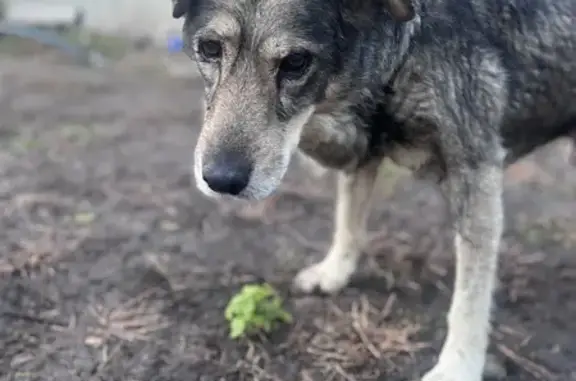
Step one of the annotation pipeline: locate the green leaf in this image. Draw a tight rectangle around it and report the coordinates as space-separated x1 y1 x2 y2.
262 320 272 332
225 298 240 320
240 298 257 318
249 315 267 330
229 318 247 339
278 310 293 323
225 293 249 319
74 211 95 224
225 283 292 340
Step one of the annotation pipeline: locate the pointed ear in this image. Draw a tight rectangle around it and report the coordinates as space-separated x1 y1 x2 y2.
384 0 415 22
172 0 190 19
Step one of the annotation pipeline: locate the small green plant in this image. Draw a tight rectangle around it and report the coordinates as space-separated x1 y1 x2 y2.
225 283 292 339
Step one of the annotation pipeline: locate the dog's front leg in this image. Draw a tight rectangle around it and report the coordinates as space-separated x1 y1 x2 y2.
293 160 380 294
423 161 504 381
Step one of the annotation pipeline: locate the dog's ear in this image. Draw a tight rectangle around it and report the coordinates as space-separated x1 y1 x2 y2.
172 0 190 19
383 0 415 22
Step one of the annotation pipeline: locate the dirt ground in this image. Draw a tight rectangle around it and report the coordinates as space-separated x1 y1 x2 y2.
0 49 575 381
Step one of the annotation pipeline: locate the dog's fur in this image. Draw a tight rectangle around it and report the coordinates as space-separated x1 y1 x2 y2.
172 0 576 379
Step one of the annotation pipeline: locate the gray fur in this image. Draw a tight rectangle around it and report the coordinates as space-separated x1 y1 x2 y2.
172 0 576 379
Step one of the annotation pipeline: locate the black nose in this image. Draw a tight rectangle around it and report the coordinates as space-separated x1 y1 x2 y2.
202 151 253 195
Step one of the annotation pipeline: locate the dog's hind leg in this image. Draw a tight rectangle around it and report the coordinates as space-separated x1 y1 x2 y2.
292 160 380 294
422 161 504 381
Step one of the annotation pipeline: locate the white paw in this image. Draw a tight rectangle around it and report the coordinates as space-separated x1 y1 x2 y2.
421 357 483 381
292 257 356 294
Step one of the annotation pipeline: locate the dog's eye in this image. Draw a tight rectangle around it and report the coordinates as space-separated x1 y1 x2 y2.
197 39 222 61
278 51 313 79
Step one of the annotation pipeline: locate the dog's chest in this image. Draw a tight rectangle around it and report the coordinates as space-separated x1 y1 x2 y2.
300 106 440 178
298 110 370 171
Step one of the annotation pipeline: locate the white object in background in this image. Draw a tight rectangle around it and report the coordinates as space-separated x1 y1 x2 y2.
4 2 84 27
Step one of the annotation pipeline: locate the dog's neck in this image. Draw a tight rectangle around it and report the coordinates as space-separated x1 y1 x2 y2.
303 10 423 171
331 9 421 110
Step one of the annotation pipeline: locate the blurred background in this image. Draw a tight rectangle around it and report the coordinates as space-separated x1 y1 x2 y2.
3 0 181 43
0 1 575 381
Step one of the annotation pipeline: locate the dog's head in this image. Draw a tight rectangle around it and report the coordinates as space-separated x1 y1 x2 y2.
173 0 415 200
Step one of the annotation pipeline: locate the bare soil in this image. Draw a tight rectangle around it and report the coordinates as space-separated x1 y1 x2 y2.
0 50 575 381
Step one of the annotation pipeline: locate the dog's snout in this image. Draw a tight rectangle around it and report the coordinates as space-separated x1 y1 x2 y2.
202 151 253 195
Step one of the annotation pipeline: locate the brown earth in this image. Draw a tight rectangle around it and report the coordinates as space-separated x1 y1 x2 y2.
0 49 575 381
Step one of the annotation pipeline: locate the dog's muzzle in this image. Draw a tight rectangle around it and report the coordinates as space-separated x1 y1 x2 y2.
201 150 253 196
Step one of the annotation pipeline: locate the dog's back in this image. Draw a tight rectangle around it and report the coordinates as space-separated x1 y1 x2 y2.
385 0 576 163
479 0 576 158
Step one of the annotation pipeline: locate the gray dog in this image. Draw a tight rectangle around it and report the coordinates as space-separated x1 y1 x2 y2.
171 0 576 379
